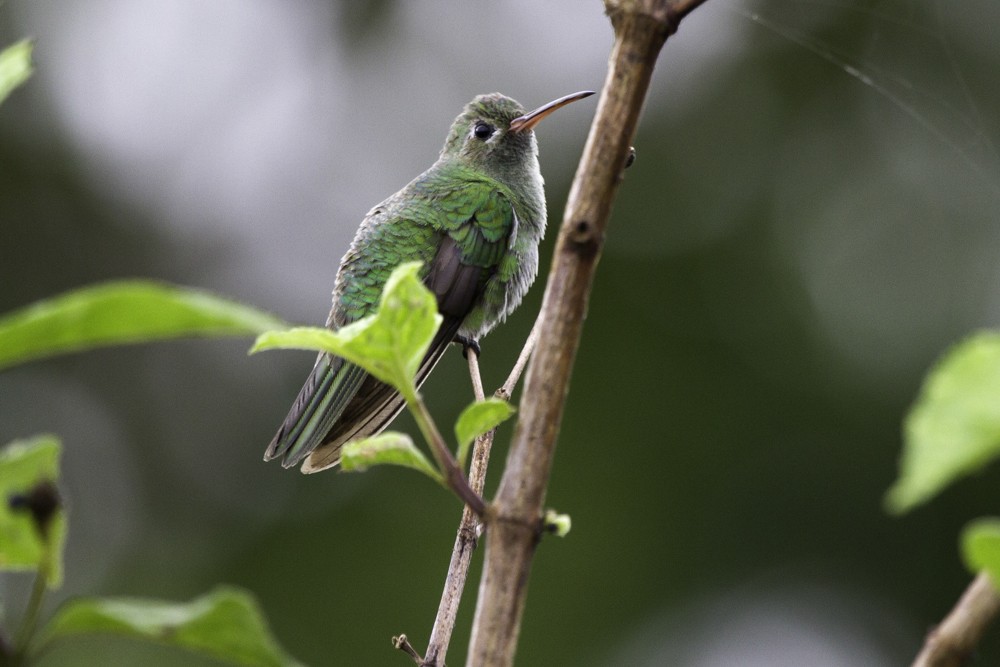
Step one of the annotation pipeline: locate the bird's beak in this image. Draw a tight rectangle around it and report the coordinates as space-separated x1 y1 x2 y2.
509 90 595 133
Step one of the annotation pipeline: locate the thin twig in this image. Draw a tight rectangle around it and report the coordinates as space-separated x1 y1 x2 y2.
393 634 425 664
912 572 1000 667
497 316 540 402
469 348 487 403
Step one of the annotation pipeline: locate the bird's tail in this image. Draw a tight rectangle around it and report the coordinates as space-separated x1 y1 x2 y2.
264 354 367 468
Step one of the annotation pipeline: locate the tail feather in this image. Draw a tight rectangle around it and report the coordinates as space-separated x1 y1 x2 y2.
264 355 367 468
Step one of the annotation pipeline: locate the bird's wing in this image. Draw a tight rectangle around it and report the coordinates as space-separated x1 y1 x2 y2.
303 183 518 473
432 174 518 283
270 179 517 472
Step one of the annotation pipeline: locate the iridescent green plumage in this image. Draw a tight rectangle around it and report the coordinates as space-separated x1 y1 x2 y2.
265 91 593 473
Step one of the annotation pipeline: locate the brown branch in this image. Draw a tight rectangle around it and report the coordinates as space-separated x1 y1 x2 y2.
465 1 706 665
912 573 1000 667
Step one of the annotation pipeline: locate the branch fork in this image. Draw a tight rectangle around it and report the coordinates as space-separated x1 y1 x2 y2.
398 2 712 664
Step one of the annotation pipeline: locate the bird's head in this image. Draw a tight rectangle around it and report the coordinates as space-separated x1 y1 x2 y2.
441 91 594 179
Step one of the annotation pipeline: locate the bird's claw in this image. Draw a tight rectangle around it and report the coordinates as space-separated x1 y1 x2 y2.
454 335 481 359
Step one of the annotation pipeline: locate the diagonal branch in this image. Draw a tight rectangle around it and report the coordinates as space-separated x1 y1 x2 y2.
912 573 1000 667
465 1 709 665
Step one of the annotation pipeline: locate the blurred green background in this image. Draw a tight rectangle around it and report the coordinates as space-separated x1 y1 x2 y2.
3 1 1000 665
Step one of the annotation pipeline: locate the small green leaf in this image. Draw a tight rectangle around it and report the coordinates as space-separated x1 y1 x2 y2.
454 399 515 466
0 39 34 106
0 281 288 372
961 518 1000 587
886 332 1000 514
33 586 302 667
0 436 66 587
252 262 442 392
543 510 572 538
340 433 442 484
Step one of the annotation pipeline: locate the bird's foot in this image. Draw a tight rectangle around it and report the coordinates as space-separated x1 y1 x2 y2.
454 334 481 359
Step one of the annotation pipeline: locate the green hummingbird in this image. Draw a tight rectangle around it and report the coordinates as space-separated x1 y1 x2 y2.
265 90 594 473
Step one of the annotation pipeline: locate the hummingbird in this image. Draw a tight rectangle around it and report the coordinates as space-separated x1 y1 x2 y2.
265 90 594 473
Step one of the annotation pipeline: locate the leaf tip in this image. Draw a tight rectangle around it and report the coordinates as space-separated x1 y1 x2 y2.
247 332 270 355
882 485 911 516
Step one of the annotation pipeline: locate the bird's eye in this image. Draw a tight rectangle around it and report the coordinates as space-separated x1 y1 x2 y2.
473 122 494 140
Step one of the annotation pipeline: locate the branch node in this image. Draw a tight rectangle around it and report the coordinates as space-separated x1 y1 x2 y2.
542 509 572 538
625 145 636 169
491 510 547 540
458 518 483 548
566 219 602 257
446 467 487 517
605 0 680 39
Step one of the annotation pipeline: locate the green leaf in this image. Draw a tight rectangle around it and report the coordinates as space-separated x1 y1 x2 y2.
0 39 34 106
454 398 515 466
961 518 1000 586
0 436 66 588
33 586 303 667
0 281 288 371
252 262 442 393
886 332 1000 514
340 432 442 484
